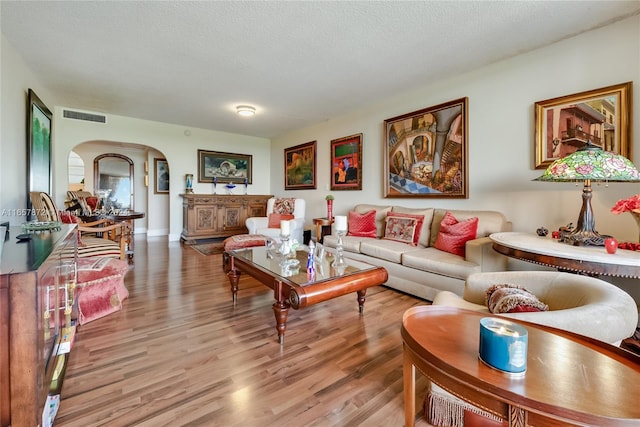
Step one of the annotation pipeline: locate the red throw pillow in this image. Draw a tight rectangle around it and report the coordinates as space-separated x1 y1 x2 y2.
268 213 294 228
85 196 98 211
433 211 478 257
385 212 424 246
347 210 377 238
59 211 83 245
485 284 549 314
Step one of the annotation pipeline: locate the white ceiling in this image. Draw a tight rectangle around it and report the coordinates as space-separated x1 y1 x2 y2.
2 1 640 139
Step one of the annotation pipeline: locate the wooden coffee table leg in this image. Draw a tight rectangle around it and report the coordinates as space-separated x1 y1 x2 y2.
273 280 290 345
227 269 240 305
403 345 416 427
357 289 367 313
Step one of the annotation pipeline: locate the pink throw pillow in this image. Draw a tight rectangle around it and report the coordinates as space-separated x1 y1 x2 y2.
433 211 478 257
383 216 418 245
268 213 294 228
385 212 424 246
347 210 377 238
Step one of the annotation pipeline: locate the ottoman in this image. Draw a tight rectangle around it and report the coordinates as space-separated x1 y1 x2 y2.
222 234 268 272
75 257 129 325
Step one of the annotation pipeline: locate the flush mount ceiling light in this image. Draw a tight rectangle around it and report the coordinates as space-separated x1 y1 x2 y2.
236 105 256 117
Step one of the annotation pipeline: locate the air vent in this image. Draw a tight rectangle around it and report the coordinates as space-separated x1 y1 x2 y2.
62 109 107 124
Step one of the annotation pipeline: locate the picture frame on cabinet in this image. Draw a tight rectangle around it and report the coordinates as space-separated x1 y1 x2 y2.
284 140 316 190
331 133 362 191
383 97 468 198
534 82 632 169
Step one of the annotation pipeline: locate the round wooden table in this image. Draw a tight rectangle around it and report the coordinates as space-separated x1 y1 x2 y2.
490 231 640 278
313 217 333 243
402 306 640 427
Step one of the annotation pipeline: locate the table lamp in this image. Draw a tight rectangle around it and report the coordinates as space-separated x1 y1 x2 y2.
534 140 640 246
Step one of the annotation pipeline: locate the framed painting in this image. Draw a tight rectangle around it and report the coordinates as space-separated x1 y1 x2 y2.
27 88 53 204
284 141 316 190
154 158 169 194
534 82 632 169
198 150 252 184
331 133 362 191
383 97 468 198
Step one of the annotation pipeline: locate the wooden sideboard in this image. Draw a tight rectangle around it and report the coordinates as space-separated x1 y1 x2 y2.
1 224 78 426
180 194 272 244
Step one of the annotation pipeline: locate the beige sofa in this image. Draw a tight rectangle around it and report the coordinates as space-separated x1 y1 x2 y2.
322 204 512 301
426 271 639 426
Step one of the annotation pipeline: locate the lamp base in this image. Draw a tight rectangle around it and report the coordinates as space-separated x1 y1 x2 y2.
560 229 610 247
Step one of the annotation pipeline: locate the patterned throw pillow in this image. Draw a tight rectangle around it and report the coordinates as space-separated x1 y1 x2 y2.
272 198 296 215
383 216 418 245
60 211 84 245
268 213 295 228
433 211 479 257
347 210 377 238
385 212 424 246
486 284 549 313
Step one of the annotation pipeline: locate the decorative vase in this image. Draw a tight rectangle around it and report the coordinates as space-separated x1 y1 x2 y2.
185 174 194 193
326 199 333 220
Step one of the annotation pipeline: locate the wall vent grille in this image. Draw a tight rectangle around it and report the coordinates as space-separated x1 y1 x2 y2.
62 109 107 123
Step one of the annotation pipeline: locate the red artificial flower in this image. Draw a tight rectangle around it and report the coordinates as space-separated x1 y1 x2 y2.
611 194 640 214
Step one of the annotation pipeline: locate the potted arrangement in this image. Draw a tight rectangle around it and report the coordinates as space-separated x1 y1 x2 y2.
325 194 334 219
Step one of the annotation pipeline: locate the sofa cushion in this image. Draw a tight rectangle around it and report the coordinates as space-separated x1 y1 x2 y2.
401 247 481 280
391 206 434 247
486 284 549 313
354 204 392 238
268 213 294 228
383 215 419 245
323 235 371 253
347 209 377 238
360 239 421 264
434 211 478 257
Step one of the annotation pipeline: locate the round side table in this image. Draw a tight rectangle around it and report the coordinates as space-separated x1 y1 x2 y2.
313 217 333 243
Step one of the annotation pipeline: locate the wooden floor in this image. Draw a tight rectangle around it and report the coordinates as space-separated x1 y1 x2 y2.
56 237 435 426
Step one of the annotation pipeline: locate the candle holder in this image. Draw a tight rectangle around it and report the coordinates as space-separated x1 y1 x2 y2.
213 177 217 194
279 233 291 256
243 177 248 195
185 173 194 194
332 230 347 269
479 317 528 375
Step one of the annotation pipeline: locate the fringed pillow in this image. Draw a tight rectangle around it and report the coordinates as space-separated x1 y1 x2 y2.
486 284 549 314
383 215 418 245
386 212 424 246
272 198 296 215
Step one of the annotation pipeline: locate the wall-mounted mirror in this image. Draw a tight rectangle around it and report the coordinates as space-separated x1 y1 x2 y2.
94 153 134 210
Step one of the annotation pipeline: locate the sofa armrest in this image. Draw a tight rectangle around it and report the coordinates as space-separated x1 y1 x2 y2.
246 217 268 234
465 236 507 273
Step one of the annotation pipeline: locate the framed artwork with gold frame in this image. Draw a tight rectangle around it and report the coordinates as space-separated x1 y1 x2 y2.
534 82 632 169
331 133 362 191
284 141 316 190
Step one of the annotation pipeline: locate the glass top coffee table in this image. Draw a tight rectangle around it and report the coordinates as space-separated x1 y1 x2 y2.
226 246 388 344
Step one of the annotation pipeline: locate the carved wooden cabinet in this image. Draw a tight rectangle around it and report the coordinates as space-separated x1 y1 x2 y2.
0 224 78 426
180 194 272 244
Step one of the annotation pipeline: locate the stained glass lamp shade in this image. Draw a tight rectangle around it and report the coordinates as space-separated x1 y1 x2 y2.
534 141 640 246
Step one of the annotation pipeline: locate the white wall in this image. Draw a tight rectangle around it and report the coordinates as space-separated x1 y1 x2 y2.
1 35 56 224
53 111 271 241
270 16 640 301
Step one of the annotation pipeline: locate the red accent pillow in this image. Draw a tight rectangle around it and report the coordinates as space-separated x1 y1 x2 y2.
385 212 424 246
347 210 377 238
268 213 294 228
433 211 478 257
85 196 98 211
485 284 549 314
60 211 83 245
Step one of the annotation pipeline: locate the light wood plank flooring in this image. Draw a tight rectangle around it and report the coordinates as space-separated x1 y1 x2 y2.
57 237 434 426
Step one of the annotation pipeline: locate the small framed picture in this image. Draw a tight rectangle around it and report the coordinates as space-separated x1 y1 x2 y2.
284 141 316 190
331 133 362 191
154 158 169 194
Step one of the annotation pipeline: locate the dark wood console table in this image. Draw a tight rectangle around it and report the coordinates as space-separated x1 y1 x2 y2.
490 231 640 278
402 306 640 427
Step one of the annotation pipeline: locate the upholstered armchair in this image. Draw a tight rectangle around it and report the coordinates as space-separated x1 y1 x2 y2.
425 271 639 427
30 192 127 260
245 197 306 244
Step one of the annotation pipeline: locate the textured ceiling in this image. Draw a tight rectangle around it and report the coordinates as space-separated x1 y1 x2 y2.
2 1 640 138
